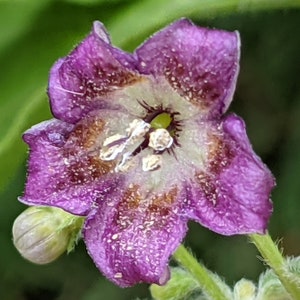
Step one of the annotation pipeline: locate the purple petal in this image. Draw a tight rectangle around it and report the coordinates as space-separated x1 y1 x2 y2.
187 115 274 235
135 19 240 117
48 21 141 124
19 114 121 215
83 185 188 287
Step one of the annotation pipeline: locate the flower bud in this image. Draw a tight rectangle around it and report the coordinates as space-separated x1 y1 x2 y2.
233 279 256 300
12 206 83 264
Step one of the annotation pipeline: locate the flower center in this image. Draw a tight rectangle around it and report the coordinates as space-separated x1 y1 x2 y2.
150 112 172 129
100 104 181 173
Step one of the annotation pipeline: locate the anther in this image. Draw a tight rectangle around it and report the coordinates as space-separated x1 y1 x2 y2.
148 128 173 151
142 154 162 171
100 134 126 160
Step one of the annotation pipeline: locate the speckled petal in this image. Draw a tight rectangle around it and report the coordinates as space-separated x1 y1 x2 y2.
135 19 240 117
187 115 274 235
19 113 123 215
83 185 188 287
18 18 276 289
48 21 141 124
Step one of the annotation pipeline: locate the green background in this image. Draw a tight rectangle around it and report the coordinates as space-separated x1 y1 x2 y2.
0 0 299 299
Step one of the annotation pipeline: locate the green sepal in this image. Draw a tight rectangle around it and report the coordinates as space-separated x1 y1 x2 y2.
285 256 300 281
55 212 85 254
65 216 85 253
150 267 201 300
256 257 300 300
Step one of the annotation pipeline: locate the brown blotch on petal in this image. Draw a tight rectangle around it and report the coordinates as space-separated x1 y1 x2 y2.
148 187 178 217
115 185 142 229
195 172 218 206
82 70 143 100
115 186 179 230
164 57 188 100
164 56 221 110
55 156 114 191
121 185 141 210
207 133 234 174
87 156 115 177
68 118 106 149
105 69 143 89
198 77 222 106
68 156 114 184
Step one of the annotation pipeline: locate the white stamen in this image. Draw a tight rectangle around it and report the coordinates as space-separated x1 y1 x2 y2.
99 119 173 173
102 134 125 147
100 134 126 161
148 128 173 151
142 154 162 171
115 152 135 172
100 119 151 164
126 119 151 142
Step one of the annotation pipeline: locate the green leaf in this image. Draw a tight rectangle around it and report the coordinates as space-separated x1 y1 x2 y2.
82 277 149 300
0 88 49 192
107 0 300 50
63 0 128 5
271 92 300 231
0 0 51 56
0 1 115 192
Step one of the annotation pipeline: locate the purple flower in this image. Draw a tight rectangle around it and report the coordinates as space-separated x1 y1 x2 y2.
19 19 275 287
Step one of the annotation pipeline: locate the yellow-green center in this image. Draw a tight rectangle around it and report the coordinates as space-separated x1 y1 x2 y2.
150 112 172 129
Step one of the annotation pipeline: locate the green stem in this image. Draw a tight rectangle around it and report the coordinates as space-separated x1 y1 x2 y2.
250 232 300 299
173 244 231 300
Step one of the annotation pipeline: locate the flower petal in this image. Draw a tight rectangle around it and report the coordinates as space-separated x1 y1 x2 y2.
187 115 274 235
135 19 240 117
48 21 141 124
83 185 188 287
19 111 128 215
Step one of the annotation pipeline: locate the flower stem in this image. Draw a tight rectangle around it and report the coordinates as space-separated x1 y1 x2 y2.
173 244 231 300
250 232 300 299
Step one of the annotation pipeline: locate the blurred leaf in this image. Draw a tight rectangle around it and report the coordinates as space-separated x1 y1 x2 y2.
0 0 53 192
82 278 149 300
0 89 49 192
272 92 300 231
0 0 51 56
63 0 129 4
0 1 123 192
107 0 300 50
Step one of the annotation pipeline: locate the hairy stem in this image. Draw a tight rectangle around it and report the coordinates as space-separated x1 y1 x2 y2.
250 232 300 299
173 244 231 300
